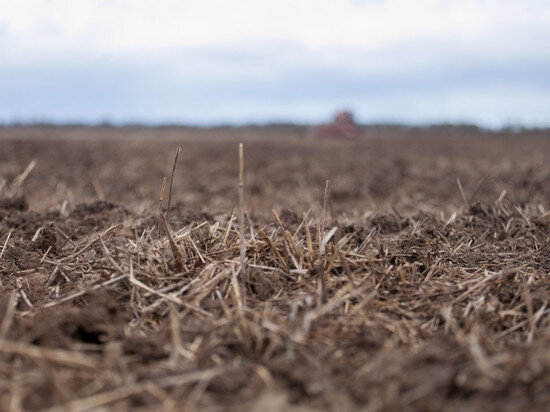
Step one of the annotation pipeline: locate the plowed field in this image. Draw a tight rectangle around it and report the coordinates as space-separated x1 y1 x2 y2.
1 126 550 410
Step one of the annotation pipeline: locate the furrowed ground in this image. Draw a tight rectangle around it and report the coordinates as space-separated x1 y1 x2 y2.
1 126 550 410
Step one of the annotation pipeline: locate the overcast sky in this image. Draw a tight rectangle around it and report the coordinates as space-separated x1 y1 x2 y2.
1 0 549 127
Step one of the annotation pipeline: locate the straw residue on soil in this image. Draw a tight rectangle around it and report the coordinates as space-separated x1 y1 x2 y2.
0 127 550 410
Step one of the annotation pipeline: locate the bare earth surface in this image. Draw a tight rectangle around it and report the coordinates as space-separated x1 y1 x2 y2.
1 126 550 410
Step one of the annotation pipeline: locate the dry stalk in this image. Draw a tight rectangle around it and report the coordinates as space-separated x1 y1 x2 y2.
127 257 210 317
7 159 36 198
319 179 331 249
158 176 167 237
272 209 302 272
0 340 97 370
50 367 229 412
456 178 469 207
92 179 105 200
165 146 181 223
16 278 33 308
303 213 314 265
61 224 120 262
169 305 194 362
238 143 247 277
20 274 128 316
0 291 18 340
161 215 186 272
230 263 245 311
0 231 11 259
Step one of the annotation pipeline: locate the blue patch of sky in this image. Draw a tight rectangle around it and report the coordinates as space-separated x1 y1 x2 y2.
1 40 549 127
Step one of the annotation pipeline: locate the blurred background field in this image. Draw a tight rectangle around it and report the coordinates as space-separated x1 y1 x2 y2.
1 125 549 217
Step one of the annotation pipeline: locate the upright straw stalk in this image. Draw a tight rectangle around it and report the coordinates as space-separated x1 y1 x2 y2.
238 143 246 277
158 177 167 237
166 146 181 223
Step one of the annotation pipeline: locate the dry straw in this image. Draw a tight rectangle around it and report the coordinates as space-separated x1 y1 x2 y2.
238 142 247 277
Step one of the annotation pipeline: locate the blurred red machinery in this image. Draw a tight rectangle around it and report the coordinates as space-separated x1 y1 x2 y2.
312 111 360 139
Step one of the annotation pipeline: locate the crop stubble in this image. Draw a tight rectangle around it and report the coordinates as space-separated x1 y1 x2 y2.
0 126 550 410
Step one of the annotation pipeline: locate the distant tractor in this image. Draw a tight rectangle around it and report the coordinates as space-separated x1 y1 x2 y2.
312 111 360 139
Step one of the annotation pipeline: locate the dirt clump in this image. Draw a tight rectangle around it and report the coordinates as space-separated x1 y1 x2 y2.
31 225 58 253
0 196 28 211
2 241 41 271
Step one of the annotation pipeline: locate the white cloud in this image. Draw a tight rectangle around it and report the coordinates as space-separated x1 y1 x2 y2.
1 0 549 55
